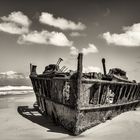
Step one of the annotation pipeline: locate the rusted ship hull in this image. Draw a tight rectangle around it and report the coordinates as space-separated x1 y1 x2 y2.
30 53 140 135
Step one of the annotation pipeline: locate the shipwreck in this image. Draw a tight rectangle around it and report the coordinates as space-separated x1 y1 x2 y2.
30 53 140 135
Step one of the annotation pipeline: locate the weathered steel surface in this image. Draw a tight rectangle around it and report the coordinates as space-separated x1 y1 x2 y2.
30 53 140 135
44 99 77 132
31 77 77 107
77 100 140 133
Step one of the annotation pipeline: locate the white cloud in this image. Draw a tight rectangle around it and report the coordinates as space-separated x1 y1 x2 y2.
0 11 31 34
39 12 86 30
102 23 140 47
69 32 86 37
1 11 31 27
18 30 73 47
0 71 25 79
0 22 29 34
81 43 98 55
83 66 101 73
69 43 99 56
70 46 79 56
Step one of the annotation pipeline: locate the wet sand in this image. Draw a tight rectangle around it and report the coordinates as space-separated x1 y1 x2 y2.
0 93 140 140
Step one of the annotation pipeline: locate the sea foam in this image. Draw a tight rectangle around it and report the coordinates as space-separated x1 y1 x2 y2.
0 86 33 96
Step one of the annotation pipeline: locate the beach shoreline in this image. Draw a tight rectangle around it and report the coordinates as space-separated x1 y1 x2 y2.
0 93 140 140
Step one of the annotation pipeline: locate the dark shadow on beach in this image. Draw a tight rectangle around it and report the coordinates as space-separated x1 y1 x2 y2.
17 106 73 136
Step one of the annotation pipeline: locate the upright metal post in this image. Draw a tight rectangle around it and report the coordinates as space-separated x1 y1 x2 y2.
30 64 37 76
76 53 83 109
102 58 106 75
74 53 83 135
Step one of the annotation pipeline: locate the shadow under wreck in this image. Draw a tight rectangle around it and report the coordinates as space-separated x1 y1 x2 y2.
29 53 140 135
17 106 71 135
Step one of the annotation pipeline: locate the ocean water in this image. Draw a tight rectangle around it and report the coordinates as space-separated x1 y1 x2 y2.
0 86 33 96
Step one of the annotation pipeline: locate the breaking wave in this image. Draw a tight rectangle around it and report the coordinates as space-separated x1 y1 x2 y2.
0 86 33 96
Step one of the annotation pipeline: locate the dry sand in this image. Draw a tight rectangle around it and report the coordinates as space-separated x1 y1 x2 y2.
0 93 140 140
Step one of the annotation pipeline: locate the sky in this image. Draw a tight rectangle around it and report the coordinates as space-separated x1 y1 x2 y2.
0 0 140 82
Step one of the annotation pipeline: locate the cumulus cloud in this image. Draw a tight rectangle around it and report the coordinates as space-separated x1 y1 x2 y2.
102 23 140 47
82 43 98 55
69 43 99 56
70 46 79 56
69 32 86 37
83 66 101 73
1 11 31 27
0 22 29 34
18 30 73 47
39 12 86 30
0 11 31 34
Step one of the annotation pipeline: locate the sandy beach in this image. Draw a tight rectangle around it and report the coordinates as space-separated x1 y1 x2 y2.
0 93 140 140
